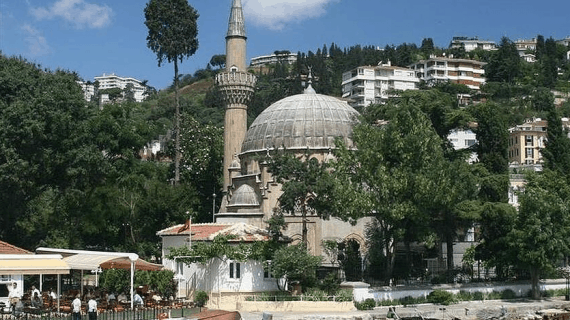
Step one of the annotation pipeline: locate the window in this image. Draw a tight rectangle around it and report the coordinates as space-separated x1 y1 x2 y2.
465 139 476 147
264 261 274 279
526 148 534 158
229 261 240 279
525 135 533 146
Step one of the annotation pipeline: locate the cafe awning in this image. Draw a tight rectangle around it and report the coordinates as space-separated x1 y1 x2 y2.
36 248 139 271
0 254 70 275
36 247 140 309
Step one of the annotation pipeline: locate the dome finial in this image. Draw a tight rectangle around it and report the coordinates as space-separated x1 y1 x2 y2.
304 66 316 94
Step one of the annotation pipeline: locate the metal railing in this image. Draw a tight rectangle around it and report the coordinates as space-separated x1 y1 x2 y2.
0 306 199 320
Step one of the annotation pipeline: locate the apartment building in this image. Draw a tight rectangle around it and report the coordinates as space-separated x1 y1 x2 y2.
250 52 298 67
450 36 496 52
409 56 486 90
448 129 478 163
341 62 419 107
94 73 147 103
514 38 537 57
508 118 570 166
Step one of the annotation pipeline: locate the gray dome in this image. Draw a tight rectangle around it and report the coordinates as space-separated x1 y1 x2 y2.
229 184 259 206
241 92 359 153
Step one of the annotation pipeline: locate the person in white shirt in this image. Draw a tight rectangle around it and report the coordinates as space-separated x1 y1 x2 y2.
88 297 97 320
133 293 143 308
8 283 21 311
30 286 40 298
72 294 82 320
49 288 57 300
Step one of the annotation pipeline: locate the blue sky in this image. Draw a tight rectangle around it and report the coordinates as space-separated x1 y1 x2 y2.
1 0 569 90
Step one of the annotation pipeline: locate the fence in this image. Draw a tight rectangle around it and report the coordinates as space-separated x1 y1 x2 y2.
0 307 199 320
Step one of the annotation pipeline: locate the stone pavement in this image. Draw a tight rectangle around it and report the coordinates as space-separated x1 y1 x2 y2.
239 297 570 320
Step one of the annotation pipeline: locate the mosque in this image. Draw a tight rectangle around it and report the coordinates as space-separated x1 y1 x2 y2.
214 0 371 272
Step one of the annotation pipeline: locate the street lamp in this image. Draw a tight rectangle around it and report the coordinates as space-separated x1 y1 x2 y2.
212 193 216 223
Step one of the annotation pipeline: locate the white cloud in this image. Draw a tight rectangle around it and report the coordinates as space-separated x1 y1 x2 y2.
30 0 112 29
243 0 339 31
22 24 52 56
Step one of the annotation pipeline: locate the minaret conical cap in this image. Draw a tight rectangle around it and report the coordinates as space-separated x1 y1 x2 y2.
227 0 246 38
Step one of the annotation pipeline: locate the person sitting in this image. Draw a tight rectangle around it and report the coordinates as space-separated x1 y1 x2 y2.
133 292 143 308
31 292 43 308
117 292 127 304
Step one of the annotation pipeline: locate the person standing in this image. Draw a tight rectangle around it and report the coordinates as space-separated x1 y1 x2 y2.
8 282 21 313
88 297 97 320
72 294 82 320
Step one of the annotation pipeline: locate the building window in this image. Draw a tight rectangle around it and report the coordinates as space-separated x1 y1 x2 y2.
526 148 534 158
264 261 274 279
465 139 476 147
229 261 240 279
525 135 533 146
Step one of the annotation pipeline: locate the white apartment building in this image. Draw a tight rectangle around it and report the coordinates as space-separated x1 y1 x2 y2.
448 129 478 163
409 56 486 90
94 73 147 103
514 38 537 57
250 52 298 67
77 81 96 102
450 36 496 52
341 62 419 107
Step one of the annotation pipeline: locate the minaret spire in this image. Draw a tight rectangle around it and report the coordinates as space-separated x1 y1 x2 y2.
227 0 246 39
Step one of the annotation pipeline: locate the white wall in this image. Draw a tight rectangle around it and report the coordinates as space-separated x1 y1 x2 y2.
162 235 280 298
353 280 567 302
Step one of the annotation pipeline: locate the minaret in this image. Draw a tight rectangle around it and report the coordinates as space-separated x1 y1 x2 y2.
216 0 256 203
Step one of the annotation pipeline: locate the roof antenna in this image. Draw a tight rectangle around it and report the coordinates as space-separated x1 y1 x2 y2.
304 67 316 94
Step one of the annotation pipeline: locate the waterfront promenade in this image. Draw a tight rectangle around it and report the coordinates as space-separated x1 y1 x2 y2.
239 297 570 320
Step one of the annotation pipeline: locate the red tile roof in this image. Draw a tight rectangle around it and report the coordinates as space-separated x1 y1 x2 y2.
157 223 230 240
0 240 32 254
157 222 272 242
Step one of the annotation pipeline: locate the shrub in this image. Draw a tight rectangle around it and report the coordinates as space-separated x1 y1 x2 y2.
399 295 426 306
194 290 208 307
319 272 341 295
334 289 353 302
355 298 376 310
457 291 473 301
500 289 517 300
304 288 328 301
473 291 485 301
427 289 454 305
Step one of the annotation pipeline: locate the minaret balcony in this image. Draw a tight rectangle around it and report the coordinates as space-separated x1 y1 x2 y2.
216 71 257 105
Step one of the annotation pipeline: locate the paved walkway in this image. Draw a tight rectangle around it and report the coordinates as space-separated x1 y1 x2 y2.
239 297 570 320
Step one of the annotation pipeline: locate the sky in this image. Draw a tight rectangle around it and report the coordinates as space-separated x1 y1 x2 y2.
1 0 569 90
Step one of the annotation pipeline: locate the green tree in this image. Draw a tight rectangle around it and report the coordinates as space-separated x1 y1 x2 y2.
0 55 106 247
209 54 226 70
510 170 570 299
485 37 521 84
179 115 223 222
330 104 445 281
144 0 199 185
266 151 335 245
471 102 509 202
474 202 517 279
542 95 570 175
124 83 136 103
271 244 322 290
